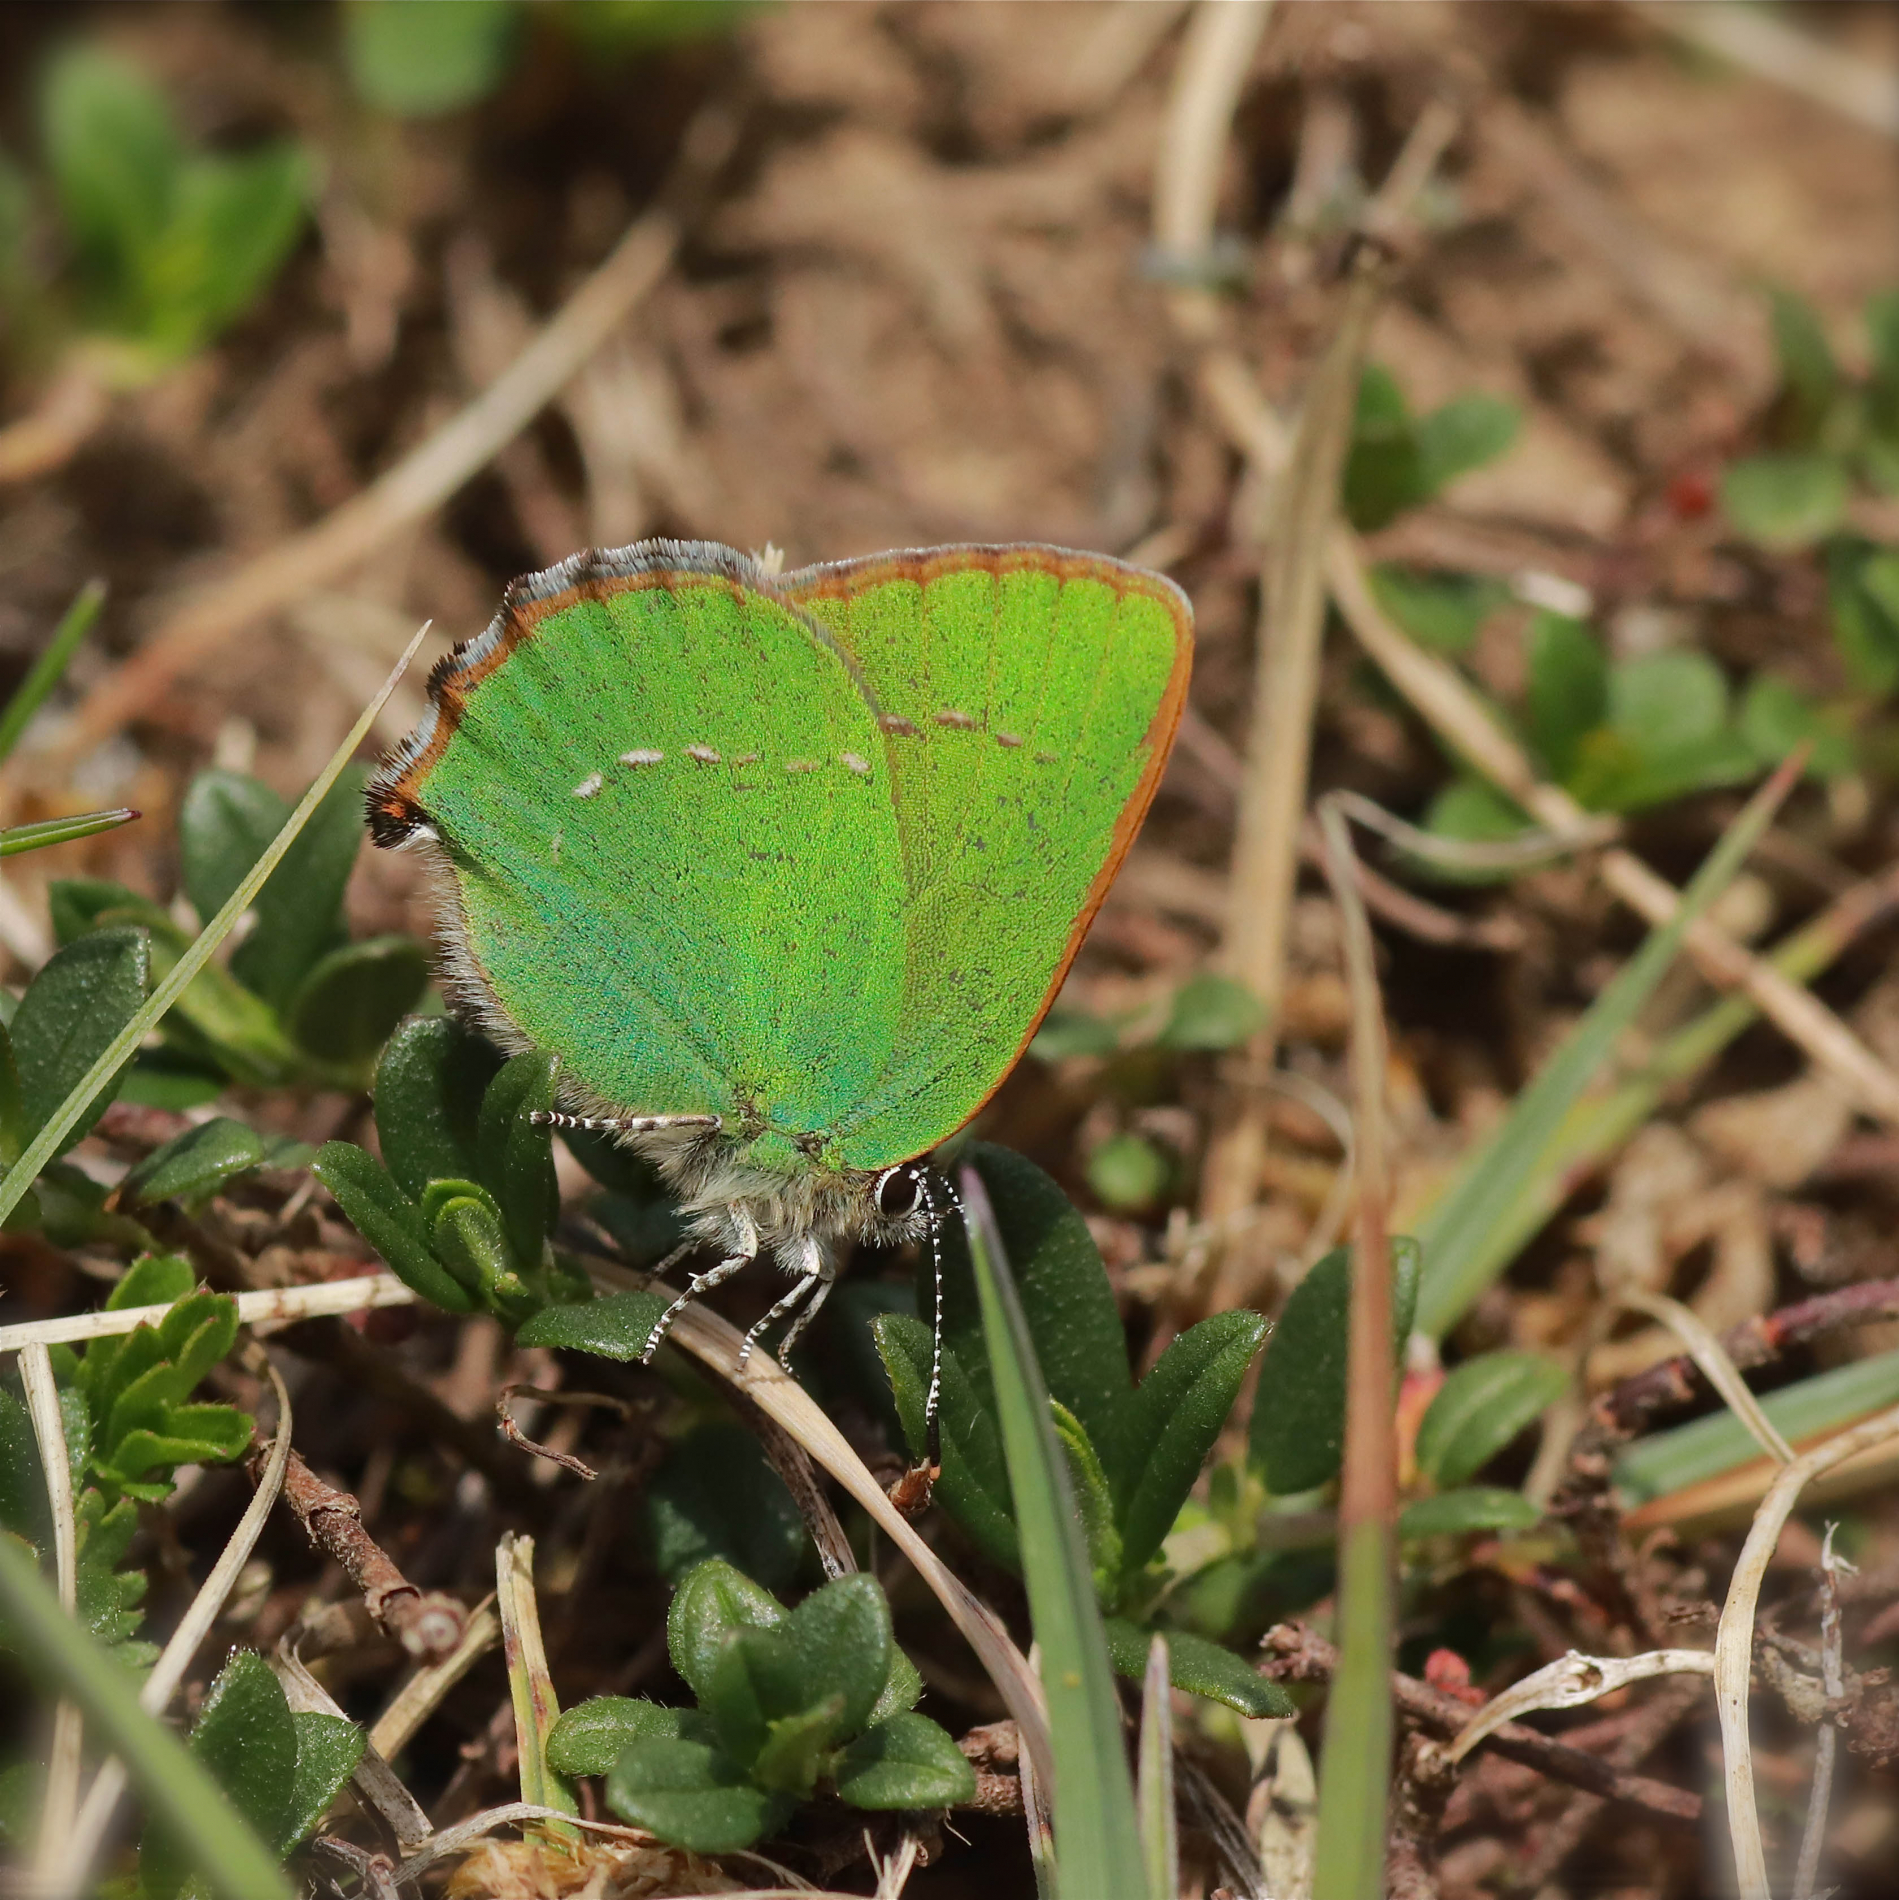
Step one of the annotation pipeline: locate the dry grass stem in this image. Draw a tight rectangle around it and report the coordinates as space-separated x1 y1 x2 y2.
1790 1524 1849 1900
20 1343 82 1881
1152 0 1276 331
495 1532 574 1828
1715 1403 1899 1899
1446 1650 1714 1766
1611 1288 1794 1466
1631 0 1899 138
0 1272 417 1352
371 1601 502 1762
1198 258 1387 1229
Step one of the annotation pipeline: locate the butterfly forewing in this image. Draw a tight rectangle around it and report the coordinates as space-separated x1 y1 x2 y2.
780 545 1191 1167
394 551 912 1139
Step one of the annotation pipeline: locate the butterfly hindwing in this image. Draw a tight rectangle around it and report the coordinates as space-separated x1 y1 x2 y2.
780 545 1191 1167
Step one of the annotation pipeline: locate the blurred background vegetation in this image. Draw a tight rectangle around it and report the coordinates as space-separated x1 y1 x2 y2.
2 3 1899 1897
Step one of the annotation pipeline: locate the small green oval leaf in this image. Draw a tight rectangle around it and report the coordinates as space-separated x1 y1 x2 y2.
286 936 429 1067
11 926 151 1155
834 1711 977 1810
1104 1617 1294 1718
1721 452 1848 550
546 1698 692 1778
1414 1351 1567 1490
515 1288 669 1360
122 1117 266 1209
373 1017 501 1199
604 1734 792 1855
1118 1311 1267 1587
312 1141 476 1313
1398 1487 1541 1539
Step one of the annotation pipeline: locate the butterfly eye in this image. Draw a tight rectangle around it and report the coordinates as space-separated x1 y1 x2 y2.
875 1166 922 1220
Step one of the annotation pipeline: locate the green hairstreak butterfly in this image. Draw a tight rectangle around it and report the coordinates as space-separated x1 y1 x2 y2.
368 539 1191 1420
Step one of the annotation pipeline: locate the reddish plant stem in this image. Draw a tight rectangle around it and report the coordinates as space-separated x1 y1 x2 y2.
1588 1276 1899 1442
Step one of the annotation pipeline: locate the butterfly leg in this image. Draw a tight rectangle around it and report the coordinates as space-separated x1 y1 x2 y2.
639 1206 758 1363
532 1110 721 1135
739 1270 823 1370
772 1268 837 1369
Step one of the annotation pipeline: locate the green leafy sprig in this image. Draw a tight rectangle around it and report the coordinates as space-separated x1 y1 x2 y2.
548 1558 972 1854
315 1017 592 1325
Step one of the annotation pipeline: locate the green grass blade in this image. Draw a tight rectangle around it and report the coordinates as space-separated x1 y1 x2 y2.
1413 759 1800 1338
1311 1518 1395 1900
1401 881 1867 1331
1616 1348 1899 1506
0 580 106 766
959 1164 1146 1900
0 808 139 857
1136 1634 1177 1900
0 1532 292 1900
0 626 425 1229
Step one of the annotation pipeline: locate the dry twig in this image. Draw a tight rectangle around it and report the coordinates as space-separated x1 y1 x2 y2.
256 1441 469 1660
1259 1623 1701 1825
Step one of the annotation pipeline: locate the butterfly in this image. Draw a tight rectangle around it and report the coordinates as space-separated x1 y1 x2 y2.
368 539 1191 1454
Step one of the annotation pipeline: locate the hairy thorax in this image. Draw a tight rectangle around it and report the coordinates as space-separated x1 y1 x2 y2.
631 1123 930 1272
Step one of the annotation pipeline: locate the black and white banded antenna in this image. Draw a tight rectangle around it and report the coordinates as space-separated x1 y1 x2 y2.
925 1166 976 1477
916 1166 961 1476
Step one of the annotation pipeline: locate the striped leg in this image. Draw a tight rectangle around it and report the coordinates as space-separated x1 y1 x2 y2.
640 1208 758 1362
739 1272 821 1369
771 1269 837 1369
532 1110 720 1134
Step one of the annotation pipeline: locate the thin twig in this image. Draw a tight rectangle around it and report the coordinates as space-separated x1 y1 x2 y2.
1715 1403 1899 1899
497 1385 605 1481
256 1441 469 1660
1259 1624 1701 1825
44 109 736 767
1521 1676 1710 1897
53 1357 296 1899
21 1344 81 1881
1588 1275 1899 1442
